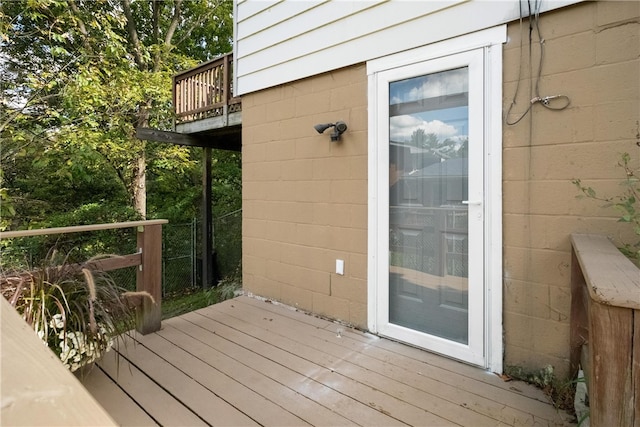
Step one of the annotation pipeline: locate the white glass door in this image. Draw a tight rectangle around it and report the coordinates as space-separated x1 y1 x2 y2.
375 49 485 365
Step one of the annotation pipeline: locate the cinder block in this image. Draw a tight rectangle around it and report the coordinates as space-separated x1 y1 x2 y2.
243 218 268 239
280 243 328 271
249 122 282 144
242 102 266 123
246 161 281 181
243 274 282 302
594 100 640 142
295 180 331 203
312 157 353 180
243 254 267 277
596 0 640 27
281 159 314 180
330 227 367 255
504 344 570 380
264 140 296 162
596 22 640 65
267 181 297 202
503 245 571 287
346 105 368 133
594 61 640 103
330 180 367 204
330 275 367 304
503 311 536 350
348 302 367 329
542 31 596 76
242 141 266 164
244 237 282 262
504 214 631 253
532 318 571 359
279 283 313 312
548 285 571 322
503 180 624 217
295 92 331 117
265 98 296 122
330 82 367 111
295 223 331 249
273 219 300 244
312 293 350 323
251 85 284 106
268 201 314 225
539 2 596 39
295 137 332 159
348 253 368 281
503 279 551 320
294 265 331 295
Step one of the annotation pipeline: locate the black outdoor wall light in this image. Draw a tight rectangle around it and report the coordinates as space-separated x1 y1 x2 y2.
314 121 348 141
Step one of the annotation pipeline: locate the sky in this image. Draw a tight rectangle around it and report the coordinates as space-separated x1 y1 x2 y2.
389 67 469 144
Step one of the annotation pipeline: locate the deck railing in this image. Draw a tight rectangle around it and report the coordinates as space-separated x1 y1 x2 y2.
570 234 640 426
173 52 241 124
0 220 167 335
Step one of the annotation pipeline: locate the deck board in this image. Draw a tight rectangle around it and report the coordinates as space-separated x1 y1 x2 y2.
175 311 403 426
83 296 575 426
80 365 157 427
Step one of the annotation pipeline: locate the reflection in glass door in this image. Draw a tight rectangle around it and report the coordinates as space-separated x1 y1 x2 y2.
388 67 471 344
374 48 486 366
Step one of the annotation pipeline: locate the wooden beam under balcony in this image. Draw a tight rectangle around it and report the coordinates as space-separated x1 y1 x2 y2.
136 127 241 152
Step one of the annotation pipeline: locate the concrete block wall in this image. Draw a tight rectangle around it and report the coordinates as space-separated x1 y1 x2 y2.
242 65 369 327
502 0 639 377
242 0 639 378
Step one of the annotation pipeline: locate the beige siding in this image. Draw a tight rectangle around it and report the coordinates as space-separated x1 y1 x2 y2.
243 0 639 377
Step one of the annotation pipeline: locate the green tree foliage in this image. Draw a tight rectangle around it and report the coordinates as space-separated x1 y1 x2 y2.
1 0 236 230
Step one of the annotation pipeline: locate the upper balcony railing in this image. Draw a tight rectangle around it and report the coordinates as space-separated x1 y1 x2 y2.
173 52 241 125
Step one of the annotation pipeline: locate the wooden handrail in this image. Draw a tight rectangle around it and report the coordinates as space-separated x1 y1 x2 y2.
570 233 639 426
0 219 168 239
0 220 167 335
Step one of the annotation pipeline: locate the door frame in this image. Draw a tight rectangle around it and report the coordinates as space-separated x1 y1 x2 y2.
366 25 506 372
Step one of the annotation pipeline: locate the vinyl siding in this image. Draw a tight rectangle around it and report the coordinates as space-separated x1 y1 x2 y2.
234 0 582 96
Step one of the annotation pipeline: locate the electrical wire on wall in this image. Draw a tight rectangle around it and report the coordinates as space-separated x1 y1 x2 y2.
505 0 571 126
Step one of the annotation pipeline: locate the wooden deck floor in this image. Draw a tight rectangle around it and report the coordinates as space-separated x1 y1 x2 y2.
82 296 575 426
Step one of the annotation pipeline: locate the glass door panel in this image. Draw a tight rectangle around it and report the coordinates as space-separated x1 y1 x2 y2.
374 48 485 366
388 67 470 344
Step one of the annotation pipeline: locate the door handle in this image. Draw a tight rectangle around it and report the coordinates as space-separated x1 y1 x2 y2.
462 200 482 205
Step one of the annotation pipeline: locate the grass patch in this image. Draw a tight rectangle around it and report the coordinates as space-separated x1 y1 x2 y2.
161 279 242 320
504 365 576 413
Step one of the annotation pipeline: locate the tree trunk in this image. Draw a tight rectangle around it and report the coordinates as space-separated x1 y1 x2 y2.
133 145 146 218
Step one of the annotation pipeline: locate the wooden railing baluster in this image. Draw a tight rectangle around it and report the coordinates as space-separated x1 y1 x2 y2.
172 52 240 124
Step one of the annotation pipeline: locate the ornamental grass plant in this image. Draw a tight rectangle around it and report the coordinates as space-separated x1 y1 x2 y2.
1 250 143 372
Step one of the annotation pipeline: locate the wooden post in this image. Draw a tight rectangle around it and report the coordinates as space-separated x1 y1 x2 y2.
570 234 640 426
202 146 213 289
634 313 640 427
588 300 635 426
569 247 588 380
136 223 162 334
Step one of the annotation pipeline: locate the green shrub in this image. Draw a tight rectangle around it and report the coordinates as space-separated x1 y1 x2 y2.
1 250 143 372
573 152 640 264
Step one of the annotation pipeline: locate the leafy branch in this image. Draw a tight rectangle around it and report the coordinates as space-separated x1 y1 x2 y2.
573 152 640 261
